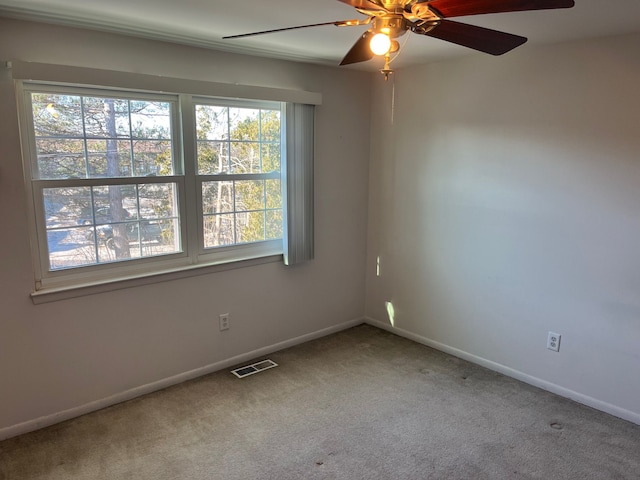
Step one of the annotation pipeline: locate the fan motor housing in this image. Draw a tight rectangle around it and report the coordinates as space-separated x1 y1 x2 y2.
378 0 416 10
373 16 408 39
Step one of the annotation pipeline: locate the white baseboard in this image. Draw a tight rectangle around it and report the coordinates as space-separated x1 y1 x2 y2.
365 317 640 426
0 317 365 441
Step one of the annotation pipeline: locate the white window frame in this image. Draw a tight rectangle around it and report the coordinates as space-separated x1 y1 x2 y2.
190 95 285 265
10 63 318 303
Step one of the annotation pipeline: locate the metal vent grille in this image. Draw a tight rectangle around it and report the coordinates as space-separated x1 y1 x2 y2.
231 359 278 378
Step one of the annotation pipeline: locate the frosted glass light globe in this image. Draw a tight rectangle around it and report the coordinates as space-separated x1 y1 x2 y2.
370 33 392 56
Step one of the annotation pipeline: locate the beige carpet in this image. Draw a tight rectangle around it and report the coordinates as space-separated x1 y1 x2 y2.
1 324 639 479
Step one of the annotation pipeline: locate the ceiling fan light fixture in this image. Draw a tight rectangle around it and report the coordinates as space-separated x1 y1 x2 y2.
370 32 392 55
224 0 575 68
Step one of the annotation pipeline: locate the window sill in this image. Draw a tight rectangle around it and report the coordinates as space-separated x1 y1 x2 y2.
30 254 283 304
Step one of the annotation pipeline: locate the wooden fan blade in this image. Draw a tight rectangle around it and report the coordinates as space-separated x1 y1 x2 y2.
223 21 348 39
425 0 574 18
336 0 386 11
340 32 375 65
423 19 527 55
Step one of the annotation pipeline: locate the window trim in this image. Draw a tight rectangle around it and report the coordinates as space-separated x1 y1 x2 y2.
8 61 322 105
29 254 284 305
9 62 319 303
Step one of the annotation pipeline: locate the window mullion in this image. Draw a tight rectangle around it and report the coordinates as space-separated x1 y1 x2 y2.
80 97 91 179
179 94 199 263
128 99 135 176
197 172 280 182
259 109 263 173
31 176 184 189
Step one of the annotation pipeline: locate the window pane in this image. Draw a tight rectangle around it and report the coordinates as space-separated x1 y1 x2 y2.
43 182 180 270
122 218 175 260
86 139 108 178
30 93 174 179
266 210 283 240
196 105 228 140
236 211 265 243
85 140 134 178
262 143 280 173
229 108 259 141
197 141 228 174
114 110 132 138
266 179 282 209
48 226 97 270
82 97 116 138
138 183 170 217
130 101 172 139
88 185 137 224
31 94 83 137
153 218 179 250
230 141 261 173
204 214 235 248
44 187 92 228
36 139 86 179
202 181 234 214
261 110 280 142
235 180 265 212
133 140 171 176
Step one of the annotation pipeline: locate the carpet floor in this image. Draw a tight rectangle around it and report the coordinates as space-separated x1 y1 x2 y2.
1 324 639 479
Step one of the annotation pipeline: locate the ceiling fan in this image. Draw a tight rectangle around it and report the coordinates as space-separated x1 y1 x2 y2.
223 0 575 79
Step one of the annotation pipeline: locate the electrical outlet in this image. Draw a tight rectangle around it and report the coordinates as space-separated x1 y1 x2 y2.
219 313 230 331
547 331 561 352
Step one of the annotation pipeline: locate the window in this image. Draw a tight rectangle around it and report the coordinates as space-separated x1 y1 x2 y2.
195 99 283 249
26 87 182 272
17 78 314 296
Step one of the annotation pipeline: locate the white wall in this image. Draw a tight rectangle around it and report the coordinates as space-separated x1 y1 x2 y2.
366 33 640 423
0 18 371 437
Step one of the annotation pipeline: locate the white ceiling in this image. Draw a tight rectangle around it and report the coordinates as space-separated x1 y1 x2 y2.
1 0 640 70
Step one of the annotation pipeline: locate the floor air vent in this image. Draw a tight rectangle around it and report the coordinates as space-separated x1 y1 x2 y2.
231 359 278 378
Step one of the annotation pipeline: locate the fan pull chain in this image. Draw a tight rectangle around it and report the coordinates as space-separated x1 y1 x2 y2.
388 32 411 66
391 76 396 125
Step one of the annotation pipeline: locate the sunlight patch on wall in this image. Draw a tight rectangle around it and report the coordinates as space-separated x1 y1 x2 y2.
385 300 395 327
